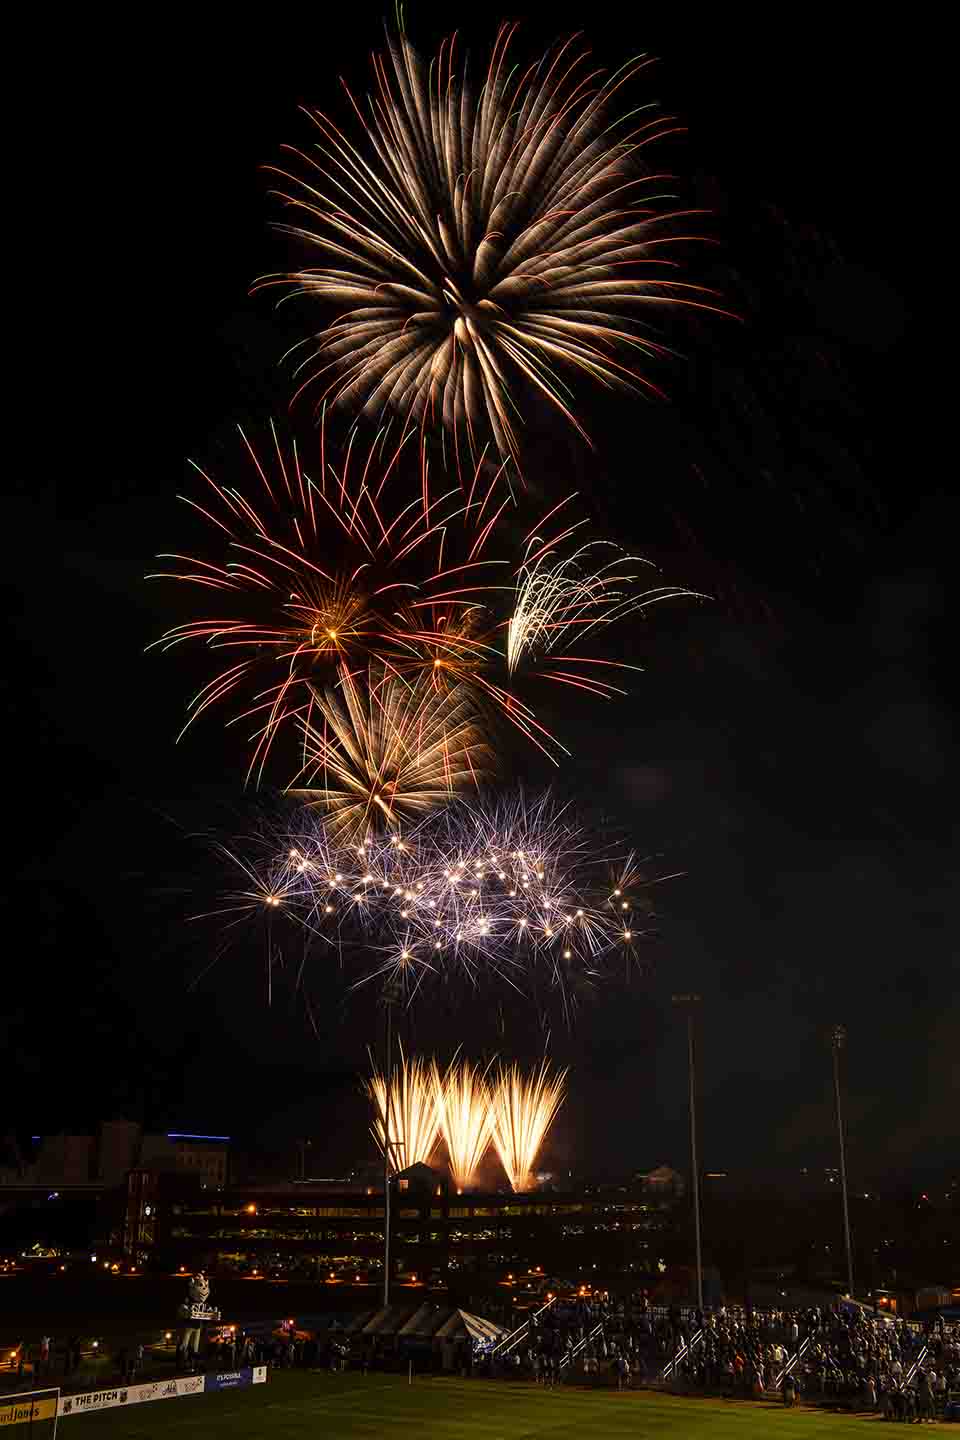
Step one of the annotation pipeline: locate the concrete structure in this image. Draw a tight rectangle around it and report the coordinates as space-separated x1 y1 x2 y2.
123 1162 677 1280
33 1134 96 1186
9 1123 231 1192
98 1121 142 1185
140 1133 230 1189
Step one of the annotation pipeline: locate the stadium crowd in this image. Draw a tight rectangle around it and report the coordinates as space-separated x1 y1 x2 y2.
658 1303 959 1414
5 1298 957 1423
472 1297 960 1418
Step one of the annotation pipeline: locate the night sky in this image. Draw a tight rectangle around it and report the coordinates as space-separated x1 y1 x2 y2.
6 9 955 1184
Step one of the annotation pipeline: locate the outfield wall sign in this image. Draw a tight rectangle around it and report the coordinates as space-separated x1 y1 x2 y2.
58 1374 205 1417
0 1394 58 1427
56 1367 265 1418
205 1366 267 1391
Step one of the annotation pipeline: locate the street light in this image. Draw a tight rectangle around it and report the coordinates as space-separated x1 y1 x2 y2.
381 977 403 1310
831 1025 855 1300
672 993 703 1314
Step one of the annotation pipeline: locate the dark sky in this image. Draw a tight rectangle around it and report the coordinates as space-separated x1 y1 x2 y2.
5 8 955 1184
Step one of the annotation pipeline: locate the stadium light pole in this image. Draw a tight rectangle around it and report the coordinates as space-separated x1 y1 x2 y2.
380 975 405 1311
673 993 703 1313
831 1024 855 1300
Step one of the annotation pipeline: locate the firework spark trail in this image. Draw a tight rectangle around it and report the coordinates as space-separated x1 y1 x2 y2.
210 791 666 1011
369 1047 440 1171
288 661 491 841
148 422 501 782
507 518 703 689
433 1057 494 1193
489 1059 567 1192
151 419 700 777
258 25 728 471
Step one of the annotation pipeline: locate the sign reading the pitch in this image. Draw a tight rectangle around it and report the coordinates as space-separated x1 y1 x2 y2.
0 1395 57 1427
59 1386 130 1416
58 1374 205 1416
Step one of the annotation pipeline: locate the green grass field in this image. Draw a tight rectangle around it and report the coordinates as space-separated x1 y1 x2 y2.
70 1373 892 1438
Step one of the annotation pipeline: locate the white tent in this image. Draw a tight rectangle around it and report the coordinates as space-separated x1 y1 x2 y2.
398 1303 447 1337
361 1305 412 1335
434 1309 507 1343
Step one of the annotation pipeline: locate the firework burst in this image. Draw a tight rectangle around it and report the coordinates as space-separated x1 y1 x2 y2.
152 421 699 774
260 24 725 470
206 790 669 1015
148 422 498 782
506 498 702 697
489 1059 566 1192
369 1048 440 1171
289 661 491 841
433 1057 494 1193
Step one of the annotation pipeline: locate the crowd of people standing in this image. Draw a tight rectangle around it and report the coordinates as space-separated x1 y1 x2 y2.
650 1302 958 1417
6 1297 957 1425
469 1296 959 1421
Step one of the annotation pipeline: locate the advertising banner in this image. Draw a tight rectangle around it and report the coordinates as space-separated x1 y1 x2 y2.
204 1367 257 1391
0 1395 58 1428
58 1373 205 1417
176 1376 206 1397
59 1387 130 1417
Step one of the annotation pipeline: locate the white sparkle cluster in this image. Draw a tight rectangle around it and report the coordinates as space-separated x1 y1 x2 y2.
218 794 653 1003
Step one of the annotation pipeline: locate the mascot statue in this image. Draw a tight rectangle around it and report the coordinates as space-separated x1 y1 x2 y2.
179 1270 220 1359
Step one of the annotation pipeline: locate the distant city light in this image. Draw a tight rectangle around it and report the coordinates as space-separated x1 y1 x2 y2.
167 1133 231 1141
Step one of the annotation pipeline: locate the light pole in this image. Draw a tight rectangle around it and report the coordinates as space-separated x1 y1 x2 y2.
831 1024 855 1300
381 980 401 1310
673 993 703 1313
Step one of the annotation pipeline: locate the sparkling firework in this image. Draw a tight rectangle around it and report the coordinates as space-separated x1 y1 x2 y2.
369 1048 440 1171
507 501 701 696
260 25 724 469
489 1059 566 1192
289 662 491 841
152 427 699 774
148 422 498 782
433 1058 494 1193
210 791 670 1012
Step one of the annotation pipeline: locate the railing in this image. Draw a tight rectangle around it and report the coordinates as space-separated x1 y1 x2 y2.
773 1335 811 1388
901 1345 928 1391
559 1320 604 1371
491 1295 557 1359
661 1328 703 1380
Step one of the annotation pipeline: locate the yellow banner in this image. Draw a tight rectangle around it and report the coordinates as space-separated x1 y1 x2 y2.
0 1397 57 1427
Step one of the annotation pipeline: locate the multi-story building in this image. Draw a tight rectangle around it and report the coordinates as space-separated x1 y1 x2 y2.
123 1162 675 1282
5 1124 231 1192
0 1124 232 1260
139 1132 230 1189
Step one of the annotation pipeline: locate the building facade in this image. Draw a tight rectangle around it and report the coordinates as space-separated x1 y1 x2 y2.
124 1164 675 1283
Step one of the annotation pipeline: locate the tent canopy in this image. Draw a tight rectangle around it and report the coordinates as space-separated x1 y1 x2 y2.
398 1303 447 1337
361 1305 413 1336
359 1304 506 1342
435 1309 507 1342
